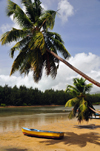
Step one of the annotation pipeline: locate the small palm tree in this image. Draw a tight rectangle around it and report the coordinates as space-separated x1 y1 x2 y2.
0 0 100 87
65 77 95 122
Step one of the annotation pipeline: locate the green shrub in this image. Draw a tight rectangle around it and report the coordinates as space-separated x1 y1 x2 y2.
23 103 27 106
1 103 6 107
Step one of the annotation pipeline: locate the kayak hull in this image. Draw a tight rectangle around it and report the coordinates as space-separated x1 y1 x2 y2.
22 127 64 139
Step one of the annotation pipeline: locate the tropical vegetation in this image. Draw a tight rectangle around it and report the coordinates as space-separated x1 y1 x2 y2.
65 77 95 122
0 0 100 87
0 84 100 107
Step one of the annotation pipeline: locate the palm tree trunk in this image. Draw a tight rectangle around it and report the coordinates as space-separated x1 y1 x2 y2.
47 49 100 87
89 106 100 114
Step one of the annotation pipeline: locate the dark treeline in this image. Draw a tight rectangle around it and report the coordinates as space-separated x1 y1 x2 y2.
0 85 100 106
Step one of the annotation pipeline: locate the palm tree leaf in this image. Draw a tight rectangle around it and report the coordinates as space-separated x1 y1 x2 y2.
46 31 70 59
65 97 79 107
77 98 91 122
10 41 44 82
73 78 86 93
84 83 93 93
31 49 44 82
45 34 57 54
79 98 88 112
65 85 80 96
0 28 28 45
10 44 29 75
50 36 70 59
68 110 75 119
43 10 56 30
68 101 80 118
7 0 33 28
31 32 46 55
43 51 58 78
10 36 30 58
46 32 64 43
73 102 80 116
37 10 56 30
21 0 42 23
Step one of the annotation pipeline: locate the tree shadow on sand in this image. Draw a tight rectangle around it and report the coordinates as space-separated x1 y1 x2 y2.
74 124 100 129
39 125 100 148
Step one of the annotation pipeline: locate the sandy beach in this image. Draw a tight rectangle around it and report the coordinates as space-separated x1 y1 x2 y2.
0 118 100 151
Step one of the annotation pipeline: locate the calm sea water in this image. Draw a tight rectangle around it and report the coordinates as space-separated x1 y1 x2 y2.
0 105 100 133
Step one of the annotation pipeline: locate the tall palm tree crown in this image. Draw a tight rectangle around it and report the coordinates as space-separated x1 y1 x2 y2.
0 0 70 82
65 77 95 122
0 0 100 87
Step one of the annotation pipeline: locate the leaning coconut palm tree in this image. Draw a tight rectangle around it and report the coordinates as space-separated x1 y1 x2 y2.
0 0 70 82
65 77 95 122
0 0 100 87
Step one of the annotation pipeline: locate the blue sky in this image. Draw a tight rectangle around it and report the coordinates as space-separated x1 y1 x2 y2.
0 0 100 93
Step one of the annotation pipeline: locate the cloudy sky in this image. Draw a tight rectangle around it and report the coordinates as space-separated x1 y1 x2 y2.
0 0 100 93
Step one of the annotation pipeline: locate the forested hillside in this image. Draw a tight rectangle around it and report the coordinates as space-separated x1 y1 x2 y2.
0 85 100 106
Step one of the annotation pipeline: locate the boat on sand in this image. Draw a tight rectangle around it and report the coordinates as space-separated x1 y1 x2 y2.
22 127 64 139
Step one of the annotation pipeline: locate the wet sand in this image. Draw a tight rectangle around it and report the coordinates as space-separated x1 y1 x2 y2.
0 118 100 151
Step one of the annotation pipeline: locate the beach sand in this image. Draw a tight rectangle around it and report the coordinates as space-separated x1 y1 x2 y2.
0 118 100 151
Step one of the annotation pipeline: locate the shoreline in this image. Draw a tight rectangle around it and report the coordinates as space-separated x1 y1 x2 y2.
0 118 100 151
0 105 64 108
0 104 100 109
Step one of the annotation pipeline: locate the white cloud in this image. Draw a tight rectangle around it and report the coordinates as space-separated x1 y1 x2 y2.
0 52 100 93
41 4 48 10
0 24 12 33
57 0 74 23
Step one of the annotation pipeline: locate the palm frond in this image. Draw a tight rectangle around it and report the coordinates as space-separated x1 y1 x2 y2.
31 32 46 55
10 44 29 75
77 98 92 122
73 102 79 116
43 10 56 30
33 0 42 19
21 0 35 23
65 85 80 96
45 31 70 59
10 42 44 82
10 36 30 58
84 83 93 93
7 0 33 28
31 49 44 82
45 35 57 54
43 51 58 78
6 0 16 16
79 98 88 112
50 36 70 59
73 78 86 93
68 110 75 119
65 97 79 107
37 10 57 30
0 28 28 45
46 32 64 43
21 0 42 23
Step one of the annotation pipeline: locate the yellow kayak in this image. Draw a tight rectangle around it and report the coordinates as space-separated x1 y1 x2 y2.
22 127 64 139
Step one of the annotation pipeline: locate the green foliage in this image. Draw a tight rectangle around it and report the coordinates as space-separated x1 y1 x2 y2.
65 77 94 122
65 97 79 107
0 84 100 107
0 0 70 83
0 85 71 106
1 103 6 107
7 0 33 28
23 103 27 106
